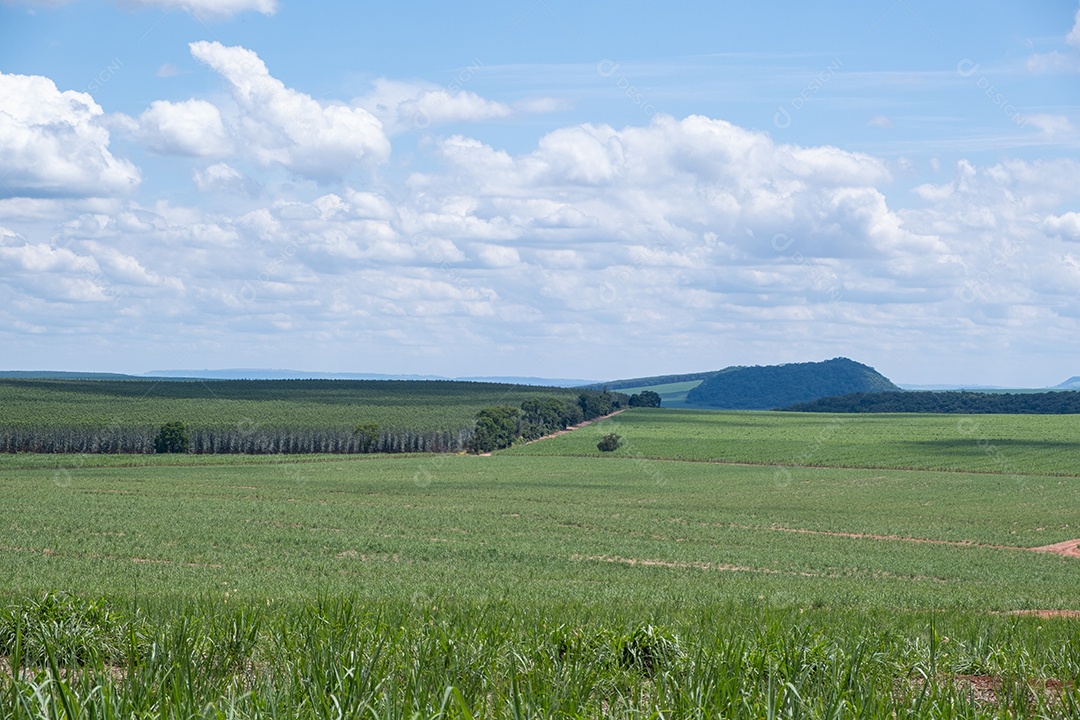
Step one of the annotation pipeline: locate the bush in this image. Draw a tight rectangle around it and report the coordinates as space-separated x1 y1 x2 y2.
0 591 145 666
154 421 189 453
597 433 623 452
618 624 681 676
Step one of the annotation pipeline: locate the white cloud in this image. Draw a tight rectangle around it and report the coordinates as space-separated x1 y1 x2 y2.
416 115 920 261
1027 113 1074 138
4 0 275 18
1044 212 1080 242
0 72 140 198
473 243 521 268
1026 7 1080 74
1026 51 1078 74
358 79 512 134
188 41 390 180
156 63 183 78
127 0 276 17
1 103 1077 384
193 163 259 196
137 99 232 156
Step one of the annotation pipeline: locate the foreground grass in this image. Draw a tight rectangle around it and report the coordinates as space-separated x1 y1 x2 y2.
2 593 1079 719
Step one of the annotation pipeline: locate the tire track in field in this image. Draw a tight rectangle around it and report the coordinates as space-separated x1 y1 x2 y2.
568 554 953 583
693 521 1080 559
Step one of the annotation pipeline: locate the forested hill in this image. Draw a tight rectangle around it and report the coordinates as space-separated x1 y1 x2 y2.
685 358 899 409
783 390 1080 414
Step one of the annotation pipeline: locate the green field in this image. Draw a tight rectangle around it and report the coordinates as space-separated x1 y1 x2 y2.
506 408 1080 476
614 380 703 405
0 378 573 431
2 409 1080 717
0 378 585 454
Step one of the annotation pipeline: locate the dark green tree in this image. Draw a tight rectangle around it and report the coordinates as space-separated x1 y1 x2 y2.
355 422 381 453
578 389 620 420
628 390 662 408
470 406 521 453
597 433 623 452
154 422 189 454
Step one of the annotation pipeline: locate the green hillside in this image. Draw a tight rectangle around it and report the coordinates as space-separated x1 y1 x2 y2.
615 379 704 405
586 369 726 391
685 357 899 409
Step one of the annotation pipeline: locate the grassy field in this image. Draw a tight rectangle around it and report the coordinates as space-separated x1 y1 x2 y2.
0 378 583 454
2 408 1080 717
614 380 703 405
506 408 1080 476
0 378 575 430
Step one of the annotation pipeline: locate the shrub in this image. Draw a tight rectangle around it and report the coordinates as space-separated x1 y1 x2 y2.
597 433 623 452
618 624 681 676
0 591 145 666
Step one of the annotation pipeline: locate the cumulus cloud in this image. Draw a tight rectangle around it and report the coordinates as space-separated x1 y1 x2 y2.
1069 6 1080 48
192 163 260 196
2 102 1076 382
137 99 232 156
358 79 513 134
1044 212 1080 242
0 72 140 198
188 41 390 180
415 115 925 261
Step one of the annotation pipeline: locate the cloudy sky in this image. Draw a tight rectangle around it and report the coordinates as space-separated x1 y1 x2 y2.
1 1 1078 386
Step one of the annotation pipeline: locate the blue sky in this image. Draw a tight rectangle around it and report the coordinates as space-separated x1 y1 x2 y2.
1 0 1078 386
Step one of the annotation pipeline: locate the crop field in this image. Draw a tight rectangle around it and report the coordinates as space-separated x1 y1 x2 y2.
0 378 581 454
506 408 1080 476
613 380 703 406
2 409 1080 717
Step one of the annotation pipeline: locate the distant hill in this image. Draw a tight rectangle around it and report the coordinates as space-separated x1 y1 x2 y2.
0 370 143 380
1056 376 1080 390
146 369 595 387
685 358 899 410
4 368 595 387
784 390 1080 414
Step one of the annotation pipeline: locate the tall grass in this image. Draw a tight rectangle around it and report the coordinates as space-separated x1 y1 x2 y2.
2 595 1078 718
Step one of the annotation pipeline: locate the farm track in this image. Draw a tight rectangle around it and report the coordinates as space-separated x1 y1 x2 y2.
569 553 955 584
712 522 1080 559
522 408 627 444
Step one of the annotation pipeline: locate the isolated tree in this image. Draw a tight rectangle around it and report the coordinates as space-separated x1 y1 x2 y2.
355 422 381 453
597 433 623 452
154 422 189 454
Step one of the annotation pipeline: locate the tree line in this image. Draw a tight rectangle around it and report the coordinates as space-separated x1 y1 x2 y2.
0 425 476 455
469 389 635 453
1 389 660 455
782 390 1080 414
